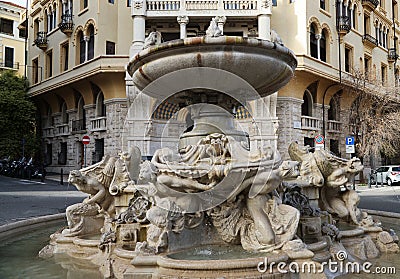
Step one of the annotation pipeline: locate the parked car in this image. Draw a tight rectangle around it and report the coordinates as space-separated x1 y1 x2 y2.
370 165 400 186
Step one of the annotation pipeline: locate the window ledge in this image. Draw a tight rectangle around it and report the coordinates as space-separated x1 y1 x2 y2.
319 9 331 18
78 8 89 17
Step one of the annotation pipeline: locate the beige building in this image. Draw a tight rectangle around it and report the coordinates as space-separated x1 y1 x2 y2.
0 0 26 76
27 0 399 173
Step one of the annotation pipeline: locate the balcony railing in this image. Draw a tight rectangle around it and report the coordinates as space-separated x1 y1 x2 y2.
388 48 399 61
34 31 48 50
362 0 379 9
337 16 350 34
186 0 217 10
362 34 378 47
147 0 180 10
90 117 107 132
43 126 54 138
137 0 259 14
327 120 342 132
301 116 320 130
0 62 19 70
59 14 74 36
55 123 70 136
223 0 257 9
72 119 86 133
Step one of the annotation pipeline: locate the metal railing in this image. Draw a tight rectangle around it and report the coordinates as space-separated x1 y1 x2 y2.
362 34 378 46
388 48 399 61
59 14 74 34
362 0 379 9
34 31 48 49
0 62 19 70
337 16 351 33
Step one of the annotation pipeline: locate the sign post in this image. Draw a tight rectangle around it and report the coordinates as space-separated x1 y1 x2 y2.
314 134 325 150
82 135 90 167
345 136 355 154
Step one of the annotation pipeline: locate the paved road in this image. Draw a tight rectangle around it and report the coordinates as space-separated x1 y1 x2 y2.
0 175 86 225
357 185 400 213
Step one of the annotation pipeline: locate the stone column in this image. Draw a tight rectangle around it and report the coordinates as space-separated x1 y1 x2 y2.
258 1 272 40
258 15 271 40
130 0 147 58
177 16 189 39
315 34 321 60
84 35 90 62
215 16 226 35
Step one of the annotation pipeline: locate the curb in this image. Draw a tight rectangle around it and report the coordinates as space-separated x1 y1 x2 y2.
0 213 66 240
362 209 400 219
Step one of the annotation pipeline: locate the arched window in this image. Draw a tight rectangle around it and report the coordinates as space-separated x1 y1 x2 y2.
46 106 53 127
44 10 49 33
328 97 339 121
379 23 383 46
310 24 318 59
61 102 69 124
87 25 95 60
320 29 327 62
352 4 357 29
77 96 85 121
53 3 57 29
302 91 313 117
49 7 53 31
77 30 85 64
96 92 106 117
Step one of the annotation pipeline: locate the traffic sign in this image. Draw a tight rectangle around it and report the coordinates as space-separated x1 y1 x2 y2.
345 136 355 145
82 135 90 145
314 134 325 150
346 145 355 153
314 134 325 144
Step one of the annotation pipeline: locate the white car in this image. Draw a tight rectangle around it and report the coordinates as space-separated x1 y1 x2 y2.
370 165 400 186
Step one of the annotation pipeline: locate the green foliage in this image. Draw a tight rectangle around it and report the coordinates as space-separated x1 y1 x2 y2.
0 71 39 159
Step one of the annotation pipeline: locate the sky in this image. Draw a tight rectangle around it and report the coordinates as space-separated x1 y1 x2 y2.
7 0 29 8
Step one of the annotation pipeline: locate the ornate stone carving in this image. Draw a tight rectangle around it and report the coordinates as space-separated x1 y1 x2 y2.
271 29 283 45
133 0 143 9
143 31 162 49
205 17 223 37
177 15 189 25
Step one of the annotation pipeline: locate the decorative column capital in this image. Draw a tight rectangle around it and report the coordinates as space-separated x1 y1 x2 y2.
315 34 322 40
83 35 90 42
177 15 189 25
215 16 227 25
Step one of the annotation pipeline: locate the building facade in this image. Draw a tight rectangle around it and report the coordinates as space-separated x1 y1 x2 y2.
0 1 25 76
27 0 400 173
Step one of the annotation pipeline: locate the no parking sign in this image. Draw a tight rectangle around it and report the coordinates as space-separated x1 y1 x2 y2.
314 134 325 150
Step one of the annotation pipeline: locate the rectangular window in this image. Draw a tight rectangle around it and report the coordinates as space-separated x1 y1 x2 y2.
4 47 14 68
127 0 132 6
32 58 39 84
108 0 114 3
0 18 13 35
364 56 371 79
272 0 277 6
344 46 353 73
46 51 53 78
106 41 116 55
381 64 387 85
320 0 325 10
93 139 104 164
61 42 69 71
19 28 26 39
58 142 67 165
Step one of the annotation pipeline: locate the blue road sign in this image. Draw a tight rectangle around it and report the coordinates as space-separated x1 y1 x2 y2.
346 136 355 145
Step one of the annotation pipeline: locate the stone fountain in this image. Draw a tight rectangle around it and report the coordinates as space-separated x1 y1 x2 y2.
39 21 399 279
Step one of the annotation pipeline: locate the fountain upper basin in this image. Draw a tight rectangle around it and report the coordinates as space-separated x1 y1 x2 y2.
128 36 297 101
